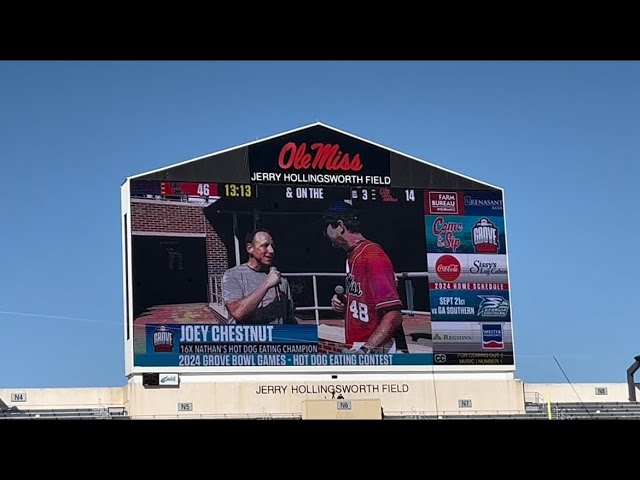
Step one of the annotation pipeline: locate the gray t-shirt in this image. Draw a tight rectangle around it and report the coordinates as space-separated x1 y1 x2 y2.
221 264 296 325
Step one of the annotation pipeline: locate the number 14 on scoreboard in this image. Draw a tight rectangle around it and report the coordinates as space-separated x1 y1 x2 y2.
351 188 415 202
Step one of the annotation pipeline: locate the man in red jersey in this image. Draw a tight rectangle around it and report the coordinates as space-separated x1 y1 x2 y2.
322 201 405 354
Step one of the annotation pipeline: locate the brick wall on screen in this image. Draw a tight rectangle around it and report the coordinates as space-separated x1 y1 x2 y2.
132 203 204 234
205 219 228 276
319 340 343 354
131 202 229 275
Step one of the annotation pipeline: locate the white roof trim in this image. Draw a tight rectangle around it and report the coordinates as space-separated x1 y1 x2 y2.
126 121 501 190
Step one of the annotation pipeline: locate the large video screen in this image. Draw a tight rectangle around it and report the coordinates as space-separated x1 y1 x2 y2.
127 136 513 371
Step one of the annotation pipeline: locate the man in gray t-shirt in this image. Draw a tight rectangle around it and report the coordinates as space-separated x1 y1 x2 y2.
221 229 296 325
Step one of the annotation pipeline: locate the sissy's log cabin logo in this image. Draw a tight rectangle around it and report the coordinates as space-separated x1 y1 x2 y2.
250 142 391 185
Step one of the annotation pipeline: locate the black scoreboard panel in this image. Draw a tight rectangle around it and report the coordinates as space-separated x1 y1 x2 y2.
254 185 351 211
130 181 420 210
246 185 420 211
350 187 419 206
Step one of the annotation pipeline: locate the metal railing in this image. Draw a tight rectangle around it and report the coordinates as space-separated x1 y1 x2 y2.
130 413 302 420
209 271 430 324
0 407 130 420
524 391 545 404
209 274 223 306
385 408 529 419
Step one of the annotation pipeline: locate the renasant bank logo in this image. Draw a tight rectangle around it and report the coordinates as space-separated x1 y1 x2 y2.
464 195 503 212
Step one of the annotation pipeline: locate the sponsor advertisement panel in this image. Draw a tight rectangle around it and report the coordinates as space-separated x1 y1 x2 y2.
431 321 513 352
425 189 513 367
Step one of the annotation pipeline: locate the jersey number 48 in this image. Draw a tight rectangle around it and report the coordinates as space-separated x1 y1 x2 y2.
349 300 369 323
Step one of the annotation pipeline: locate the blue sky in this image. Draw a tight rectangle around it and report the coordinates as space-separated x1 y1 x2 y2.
0 61 638 388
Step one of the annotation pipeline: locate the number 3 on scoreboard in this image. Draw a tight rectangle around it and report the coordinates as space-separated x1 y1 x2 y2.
349 300 369 323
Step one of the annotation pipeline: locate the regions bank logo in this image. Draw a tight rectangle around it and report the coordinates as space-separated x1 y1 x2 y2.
472 218 499 253
153 325 174 352
481 324 504 350
433 333 473 342
435 255 461 282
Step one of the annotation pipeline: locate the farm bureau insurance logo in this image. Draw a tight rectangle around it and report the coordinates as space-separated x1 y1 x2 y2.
472 218 499 253
481 324 504 349
428 191 460 214
153 325 174 352
477 295 509 318
435 255 461 282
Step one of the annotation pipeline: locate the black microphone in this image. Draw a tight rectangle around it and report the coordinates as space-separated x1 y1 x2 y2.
270 266 282 300
334 285 346 303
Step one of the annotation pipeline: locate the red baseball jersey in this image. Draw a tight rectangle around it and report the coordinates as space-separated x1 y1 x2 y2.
344 240 403 346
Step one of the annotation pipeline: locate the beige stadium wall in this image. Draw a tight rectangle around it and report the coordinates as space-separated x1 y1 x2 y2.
2 377 528 418
524 383 640 404
0 387 124 410
302 399 383 419
123 375 526 418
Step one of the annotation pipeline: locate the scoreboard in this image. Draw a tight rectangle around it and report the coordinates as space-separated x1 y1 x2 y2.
161 182 218 198
131 181 220 203
130 181 419 208
125 124 514 376
351 187 417 203
129 177 511 370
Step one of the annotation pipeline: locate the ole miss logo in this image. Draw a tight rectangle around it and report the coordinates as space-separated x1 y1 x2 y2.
278 142 363 172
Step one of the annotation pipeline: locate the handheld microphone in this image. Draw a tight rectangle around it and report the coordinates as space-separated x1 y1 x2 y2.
335 285 346 303
270 266 282 300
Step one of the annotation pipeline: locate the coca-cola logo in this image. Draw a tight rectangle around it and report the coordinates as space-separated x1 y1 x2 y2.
278 142 363 172
435 255 461 282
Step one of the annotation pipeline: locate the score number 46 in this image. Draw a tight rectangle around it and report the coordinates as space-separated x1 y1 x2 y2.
197 184 210 196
